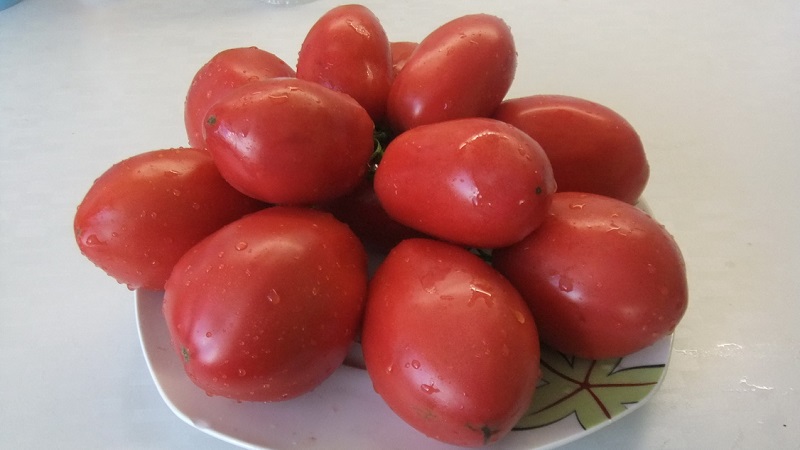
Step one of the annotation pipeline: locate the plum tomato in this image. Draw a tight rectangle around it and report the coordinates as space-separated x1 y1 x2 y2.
361 238 540 447
73 148 266 290
373 117 556 249
184 47 295 149
493 95 650 204
163 206 368 402
389 41 418 75
296 4 393 123
386 14 516 133
492 192 688 359
204 77 375 205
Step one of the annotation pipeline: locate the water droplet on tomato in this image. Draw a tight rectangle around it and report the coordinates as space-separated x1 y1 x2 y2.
569 203 585 210
171 189 181 197
411 360 421 369
238 368 247 377
267 288 281 304
235 241 248 251
558 276 574 292
469 283 494 306
85 234 104 246
205 331 212 338
514 310 526 324
420 383 440 394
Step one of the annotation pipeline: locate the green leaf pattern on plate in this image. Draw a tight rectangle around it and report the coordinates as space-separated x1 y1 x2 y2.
515 345 665 431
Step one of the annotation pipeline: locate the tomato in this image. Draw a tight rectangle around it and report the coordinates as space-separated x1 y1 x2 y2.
297 4 393 123
386 14 516 133
317 179 425 253
184 47 295 149
373 118 556 248
73 148 266 290
390 41 418 75
493 95 649 204
204 77 375 205
361 238 540 447
492 192 688 359
163 207 368 402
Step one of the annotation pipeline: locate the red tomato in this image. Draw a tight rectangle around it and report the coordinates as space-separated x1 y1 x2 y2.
374 118 556 248
163 207 368 402
390 41 418 75
493 95 649 204
386 14 516 132
297 4 393 123
362 238 540 447
184 47 295 149
492 192 688 359
317 179 426 253
73 148 266 290
204 77 375 205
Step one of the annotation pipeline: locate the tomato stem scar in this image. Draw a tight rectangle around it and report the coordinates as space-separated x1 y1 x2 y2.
181 346 190 363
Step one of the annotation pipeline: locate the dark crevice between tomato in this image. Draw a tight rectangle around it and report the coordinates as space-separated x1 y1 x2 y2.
366 125 395 179
470 247 494 264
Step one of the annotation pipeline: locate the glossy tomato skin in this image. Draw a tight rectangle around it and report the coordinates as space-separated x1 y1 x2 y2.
204 78 375 205
387 14 516 133
184 47 295 149
296 4 393 123
362 238 540 447
493 95 649 204
74 148 266 290
374 118 556 248
163 207 368 402
493 192 688 359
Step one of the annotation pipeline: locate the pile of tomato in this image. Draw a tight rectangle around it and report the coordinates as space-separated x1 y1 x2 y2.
74 4 688 447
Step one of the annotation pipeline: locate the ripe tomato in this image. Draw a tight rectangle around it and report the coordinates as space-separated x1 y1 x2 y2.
361 238 540 447
493 192 688 359
493 95 649 204
390 41 418 75
204 77 375 205
374 118 556 248
297 4 393 123
163 207 368 402
73 148 266 290
386 14 516 132
184 47 295 149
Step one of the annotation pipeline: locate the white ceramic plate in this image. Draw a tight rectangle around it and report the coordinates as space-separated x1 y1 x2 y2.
136 287 672 450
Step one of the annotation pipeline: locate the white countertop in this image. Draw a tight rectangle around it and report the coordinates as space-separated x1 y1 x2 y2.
1 0 798 448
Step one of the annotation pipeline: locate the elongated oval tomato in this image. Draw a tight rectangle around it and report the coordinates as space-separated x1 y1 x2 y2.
297 4 393 123
362 238 540 447
163 207 368 402
184 47 295 149
74 148 266 290
374 118 556 248
493 95 649 204
204 78 375 205
387 14 516 132
493 192 688 359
